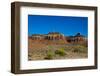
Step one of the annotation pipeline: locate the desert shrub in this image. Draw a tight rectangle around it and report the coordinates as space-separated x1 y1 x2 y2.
28 53 32 57
73 48 80 52
73 45 87 53
55 48 66 56
28 53 32 60
44 51 54 59
48 45 53 49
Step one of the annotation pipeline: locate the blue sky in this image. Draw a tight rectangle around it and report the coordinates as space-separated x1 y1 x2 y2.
28 15 88 37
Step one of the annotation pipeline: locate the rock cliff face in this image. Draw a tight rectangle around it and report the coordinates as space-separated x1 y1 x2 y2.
29 32 68 44
29 32 87 45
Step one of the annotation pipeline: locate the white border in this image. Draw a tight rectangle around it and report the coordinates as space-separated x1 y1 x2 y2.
20 6 95 70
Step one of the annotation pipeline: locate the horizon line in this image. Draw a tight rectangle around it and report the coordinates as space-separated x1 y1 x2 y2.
28 32 87 37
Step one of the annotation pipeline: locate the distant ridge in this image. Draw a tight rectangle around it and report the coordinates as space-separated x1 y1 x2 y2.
29 32 87 45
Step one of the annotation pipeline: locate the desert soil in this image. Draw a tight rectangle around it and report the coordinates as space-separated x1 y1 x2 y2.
28 39 88 60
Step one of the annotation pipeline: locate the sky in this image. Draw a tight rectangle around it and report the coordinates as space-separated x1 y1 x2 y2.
28 15 88 37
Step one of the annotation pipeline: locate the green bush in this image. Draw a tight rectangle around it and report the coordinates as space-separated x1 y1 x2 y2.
44 51 54 59
55 48 66 56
